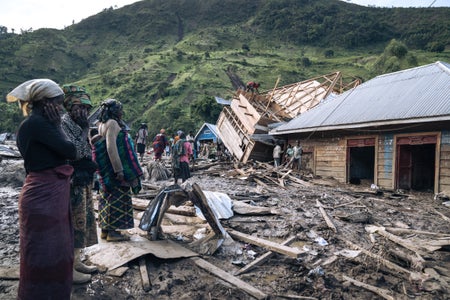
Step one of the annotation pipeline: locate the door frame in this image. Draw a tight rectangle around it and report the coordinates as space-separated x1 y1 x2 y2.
346 136 378 185
393 132 440 193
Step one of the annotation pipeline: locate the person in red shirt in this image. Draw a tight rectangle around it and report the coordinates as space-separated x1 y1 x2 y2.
246 81 260 93
152 128 168 161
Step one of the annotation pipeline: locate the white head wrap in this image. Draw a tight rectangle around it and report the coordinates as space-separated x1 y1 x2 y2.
7 79 64 116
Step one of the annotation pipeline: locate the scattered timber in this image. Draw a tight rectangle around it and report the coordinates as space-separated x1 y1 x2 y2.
227 229 304 258
190 257 268 300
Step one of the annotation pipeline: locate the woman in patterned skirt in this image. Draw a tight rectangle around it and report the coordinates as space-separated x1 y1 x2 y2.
91 99 143 242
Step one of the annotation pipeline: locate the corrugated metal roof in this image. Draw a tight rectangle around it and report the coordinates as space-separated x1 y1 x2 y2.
194 122 219 141
271 61 450 135
214 96 231 106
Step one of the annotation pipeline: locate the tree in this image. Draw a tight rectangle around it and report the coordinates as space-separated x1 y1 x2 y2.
385 39 408 59
324 49 334 58
371 39 417 75
0 102 23 132
426 42 445 53
190 96 222 124
301 57 311 67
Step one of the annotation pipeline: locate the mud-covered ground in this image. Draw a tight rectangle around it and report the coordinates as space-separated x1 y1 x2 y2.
2 151 450 300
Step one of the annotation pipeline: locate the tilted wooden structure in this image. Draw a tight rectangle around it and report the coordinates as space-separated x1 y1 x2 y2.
216 72 360 163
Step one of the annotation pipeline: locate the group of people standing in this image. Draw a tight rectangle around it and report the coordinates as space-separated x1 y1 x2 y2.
273 140 303 170
134 125 194 184
7 79 143 299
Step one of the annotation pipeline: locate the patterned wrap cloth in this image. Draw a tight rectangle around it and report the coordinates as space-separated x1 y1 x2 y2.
93 130 143 194
93 130 143 230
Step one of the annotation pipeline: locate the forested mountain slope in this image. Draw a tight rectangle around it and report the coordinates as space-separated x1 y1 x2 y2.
0 0 448 136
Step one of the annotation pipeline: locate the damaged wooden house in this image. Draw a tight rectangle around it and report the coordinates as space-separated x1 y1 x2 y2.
270 61 450 193
216 71 360 163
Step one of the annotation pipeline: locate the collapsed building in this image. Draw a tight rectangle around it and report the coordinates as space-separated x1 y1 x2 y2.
216 71 360 163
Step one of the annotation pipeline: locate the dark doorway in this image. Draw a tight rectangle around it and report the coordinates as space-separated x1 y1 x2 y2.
348 146 375 184
396 143 435 191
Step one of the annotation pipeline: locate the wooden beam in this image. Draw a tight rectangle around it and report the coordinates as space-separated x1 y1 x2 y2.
139 257 151 292
235 235 297 276
365 225 440 254
385 227 450 237
0 265 19 279
342 275 396 300
316 200 337 233
344 240 428 282
190 257 268 300
227 229 304 258
132 197 151 211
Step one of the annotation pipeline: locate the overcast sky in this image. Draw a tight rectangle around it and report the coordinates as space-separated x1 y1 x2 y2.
1 0 140 33
1 0 449 33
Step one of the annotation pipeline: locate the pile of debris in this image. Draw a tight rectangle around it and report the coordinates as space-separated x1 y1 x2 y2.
88 160 450 299
2 156 450 299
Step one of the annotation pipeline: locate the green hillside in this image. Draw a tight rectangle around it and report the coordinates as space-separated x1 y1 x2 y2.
0 0 449 138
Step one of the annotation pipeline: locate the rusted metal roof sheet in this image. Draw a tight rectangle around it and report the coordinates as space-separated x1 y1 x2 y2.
271 61 450 134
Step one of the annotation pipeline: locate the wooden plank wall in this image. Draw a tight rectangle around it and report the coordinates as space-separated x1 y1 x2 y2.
216 112 244 160
439 131 450 192
229 94 260 134
288 131 449 192
377 134 394 190
296 137 346 182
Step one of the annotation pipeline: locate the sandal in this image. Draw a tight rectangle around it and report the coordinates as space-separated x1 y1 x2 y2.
100 229 108 239
106 230 130 242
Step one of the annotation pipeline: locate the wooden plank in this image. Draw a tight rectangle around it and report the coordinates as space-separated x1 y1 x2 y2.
132 197 151 210
316 200 337 233
440 160 450 168
342 275 395 300
190 257 268 300
438 168 450 176
365 225 438 254
287 174 312 187
344 240 427 282
166 205 197 217
232 201 278 216
440 144 450 151
217 116 244 159
315 161 346 167
106 266 129 277
385 227 450 237
235 236 297 276
0 265 19 279
227 229 303 258
139 257 151 292
253 178 270 189
230 94 260 134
